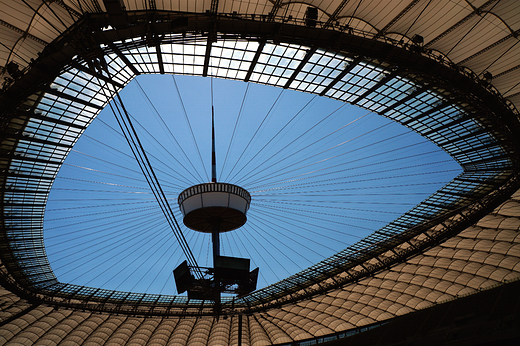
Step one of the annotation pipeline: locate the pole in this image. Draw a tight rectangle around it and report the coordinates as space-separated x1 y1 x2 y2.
211 106 217 183
212 221 220 264
211 105 221 305
238 314 243 346
212 220 221 306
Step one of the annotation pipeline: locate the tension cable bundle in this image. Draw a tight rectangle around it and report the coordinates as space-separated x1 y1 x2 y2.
96 69 203 280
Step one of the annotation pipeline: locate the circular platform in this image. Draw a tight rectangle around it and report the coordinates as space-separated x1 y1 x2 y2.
178 182 251 233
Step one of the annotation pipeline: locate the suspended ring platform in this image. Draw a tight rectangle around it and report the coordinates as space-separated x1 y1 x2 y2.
178 182 251 233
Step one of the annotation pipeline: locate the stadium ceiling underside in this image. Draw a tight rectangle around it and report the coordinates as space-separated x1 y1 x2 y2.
1 1 520 345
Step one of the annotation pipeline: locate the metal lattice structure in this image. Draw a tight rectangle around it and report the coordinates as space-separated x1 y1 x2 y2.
1 0 520 344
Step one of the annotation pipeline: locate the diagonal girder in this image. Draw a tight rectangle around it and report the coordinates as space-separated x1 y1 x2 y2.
319 56 363 96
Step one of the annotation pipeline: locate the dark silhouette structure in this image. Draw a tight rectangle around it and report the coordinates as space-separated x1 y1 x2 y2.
1 1 519 344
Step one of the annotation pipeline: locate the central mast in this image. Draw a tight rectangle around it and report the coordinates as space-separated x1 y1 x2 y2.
174 83 258 304
211 106 217 184
211 105 220 267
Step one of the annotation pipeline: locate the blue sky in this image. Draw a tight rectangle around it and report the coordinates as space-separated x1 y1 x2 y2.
43 74 462 296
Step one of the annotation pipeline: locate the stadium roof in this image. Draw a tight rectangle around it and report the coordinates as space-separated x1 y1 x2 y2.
1 0 520 344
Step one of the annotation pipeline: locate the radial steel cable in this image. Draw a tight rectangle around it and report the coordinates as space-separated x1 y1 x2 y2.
94 70 203 279
135 79 204 183
220 82 250 178
108 93 202 278
225 87 285 182
172 75 209 181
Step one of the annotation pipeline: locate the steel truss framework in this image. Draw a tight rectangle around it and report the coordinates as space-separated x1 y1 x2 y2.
0 6 519 331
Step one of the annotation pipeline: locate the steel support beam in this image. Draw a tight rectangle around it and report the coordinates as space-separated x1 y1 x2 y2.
202 34 215 77
283 47 316 89
20 111 87 130
1 187 49 194
457 142 503 156
0 172 55 181
267 0 283 21
351 69 398 105
107 42 140 76
103 0 128 28
379 86 427 115
0 153 61 166
71 61 125 89
319 56 363 96
244 41 266 82
43 87 104 110
421 113 474 137
156 41 165 74
210 0 219 14
426 0 497 48
437 129 489 148
401 100 455 126
2 131 74 149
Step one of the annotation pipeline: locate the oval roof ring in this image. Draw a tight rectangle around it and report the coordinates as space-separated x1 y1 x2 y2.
0 9 519 319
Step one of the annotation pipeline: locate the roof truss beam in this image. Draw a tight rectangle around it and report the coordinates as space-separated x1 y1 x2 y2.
71 61 125 89
0 153 61 166
20 111 87 130
421 112 474 137
107 42 140 76
457 177 502 187
0 19 48 46
457 142 502 157
436 128 488 146
203 33 215 77
155 41 165 74
1 187 49 194
1 130 73 149
379 85 427 115
283 47 317 89
267 0 283 21
244 41 266 82
0 171 54 181
351 69 398 105
103 0 128 28
210 0 218 14
401 100 454 126
319 56 363 96
42 87 104 110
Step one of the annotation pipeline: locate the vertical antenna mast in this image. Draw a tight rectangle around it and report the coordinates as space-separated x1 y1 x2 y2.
175 78 257 304
210 83 220 305
212 105 217 183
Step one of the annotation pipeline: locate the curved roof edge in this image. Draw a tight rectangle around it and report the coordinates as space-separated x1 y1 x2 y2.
1 12 519 316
